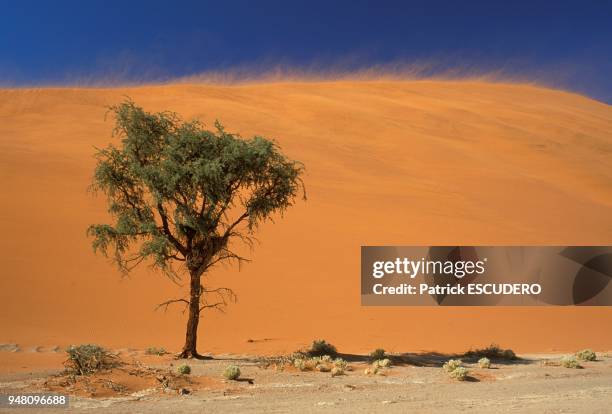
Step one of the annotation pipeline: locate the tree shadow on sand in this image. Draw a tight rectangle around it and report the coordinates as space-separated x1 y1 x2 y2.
334 351 535 367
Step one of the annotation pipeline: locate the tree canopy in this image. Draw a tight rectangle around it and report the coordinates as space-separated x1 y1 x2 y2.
88 100 305 283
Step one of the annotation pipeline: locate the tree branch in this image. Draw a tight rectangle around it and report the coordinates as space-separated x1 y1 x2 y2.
155 298 189 313
156 202 187 256
199 302 226 312
204 251 250 272
223 212 249 239
198 286 237 313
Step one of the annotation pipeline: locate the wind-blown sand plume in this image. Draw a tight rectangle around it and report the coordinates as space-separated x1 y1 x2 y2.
1 80 612 356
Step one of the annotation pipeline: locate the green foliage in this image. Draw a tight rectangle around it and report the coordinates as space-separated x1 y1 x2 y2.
478 357 491 369
177 364 191 374
464 344 516 360
145 347 167 356
369 348 386 362
561 356 581 369
65 344 116 375
223 365 241 380
575 349 596 361
307 340 338 357
88 100 305 284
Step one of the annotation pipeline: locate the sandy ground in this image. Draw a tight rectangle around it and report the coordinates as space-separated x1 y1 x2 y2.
1 80 612 356
1 349 612 413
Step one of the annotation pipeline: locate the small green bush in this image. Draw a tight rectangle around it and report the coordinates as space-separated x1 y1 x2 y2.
443 359 463 372
177 364 191 375
65 344 116 375
449 366 469 381
145 347 167 356
369 348 386 361
478 357 491 369
576 349 596 361
560 356 581 369
223 365 241 380
307 340 338 357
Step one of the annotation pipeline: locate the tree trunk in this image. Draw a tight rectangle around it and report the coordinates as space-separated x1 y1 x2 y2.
179 271 204 358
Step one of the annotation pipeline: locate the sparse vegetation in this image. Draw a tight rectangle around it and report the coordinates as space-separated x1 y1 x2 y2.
377 358 391 368
560 356 581 369
289 354 349 374
443 359 469 381
177 364 191 375
478 357 491 369
223 365 241 380
449 366 469 381
369 348 386 361
333 358 348 370
65 344 117 376
364 366 381 376
443 359 463 372
464 344 516 360
307 340 338 357
293 358 307 371
145 347 167 356
576 349 597 361
366 358 391 376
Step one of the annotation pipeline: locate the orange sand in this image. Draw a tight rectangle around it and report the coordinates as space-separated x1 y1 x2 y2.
1 80 612 357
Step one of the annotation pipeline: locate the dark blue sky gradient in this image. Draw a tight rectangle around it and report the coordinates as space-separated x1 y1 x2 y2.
1 0 611 102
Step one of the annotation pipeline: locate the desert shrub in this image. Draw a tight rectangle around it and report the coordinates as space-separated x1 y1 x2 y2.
145 347 167 356
289 354 347 374
378 358 391 368
369 348 386 361
333 358 348 370
305 358 320 371
367 358 391 375
478 357 491 369
331 366 344 377
576 349 596 361
464 344 516 360
293 358 307 371
560 356 581 369
443 359 463 372
223 365 241 380
65 344 116 375
449 366 469 381
365 364 385 375
177 364 191 375
307 340 338 357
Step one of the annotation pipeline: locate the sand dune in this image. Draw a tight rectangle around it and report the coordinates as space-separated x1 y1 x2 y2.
1 80 612 356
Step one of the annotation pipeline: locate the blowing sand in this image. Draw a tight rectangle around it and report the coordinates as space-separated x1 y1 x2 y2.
1 80 612 358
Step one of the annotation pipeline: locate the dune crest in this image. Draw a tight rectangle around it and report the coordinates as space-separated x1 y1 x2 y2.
1 80 611 355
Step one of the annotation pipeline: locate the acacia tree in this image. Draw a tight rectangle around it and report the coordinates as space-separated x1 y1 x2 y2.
88 101 305 358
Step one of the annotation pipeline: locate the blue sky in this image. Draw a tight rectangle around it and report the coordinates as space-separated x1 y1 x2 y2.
1 0 611 102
